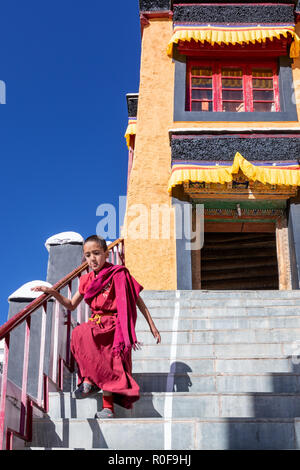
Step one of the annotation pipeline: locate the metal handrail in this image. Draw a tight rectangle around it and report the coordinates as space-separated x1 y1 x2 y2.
0 237 125 450
0 238 124 340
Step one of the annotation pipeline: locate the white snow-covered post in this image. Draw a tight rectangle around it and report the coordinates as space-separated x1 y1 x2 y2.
45 231 84 286
45 232 85 390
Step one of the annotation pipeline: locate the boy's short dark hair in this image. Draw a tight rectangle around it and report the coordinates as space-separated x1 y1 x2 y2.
84 235 108 252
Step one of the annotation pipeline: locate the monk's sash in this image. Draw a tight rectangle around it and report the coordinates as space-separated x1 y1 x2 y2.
84 262 143 356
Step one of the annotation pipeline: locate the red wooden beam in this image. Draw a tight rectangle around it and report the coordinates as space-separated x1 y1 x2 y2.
177 37 290 57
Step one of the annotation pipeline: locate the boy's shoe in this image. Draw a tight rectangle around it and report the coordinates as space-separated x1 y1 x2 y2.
72 382 100 399
94 408 114 419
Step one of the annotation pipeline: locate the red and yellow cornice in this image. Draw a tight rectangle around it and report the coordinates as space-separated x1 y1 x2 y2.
167 24 300 58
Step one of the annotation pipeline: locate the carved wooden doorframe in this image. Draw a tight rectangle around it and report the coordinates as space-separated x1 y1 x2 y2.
276 215 292 290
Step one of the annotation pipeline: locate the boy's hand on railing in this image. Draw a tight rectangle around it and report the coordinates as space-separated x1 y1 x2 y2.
150 323 161 344
31 286 83 312
31 286 54 295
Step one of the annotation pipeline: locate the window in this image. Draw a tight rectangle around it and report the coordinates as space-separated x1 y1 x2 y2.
186 60 280 113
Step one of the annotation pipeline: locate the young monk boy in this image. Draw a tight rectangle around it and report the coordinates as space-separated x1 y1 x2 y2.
32 235 161 418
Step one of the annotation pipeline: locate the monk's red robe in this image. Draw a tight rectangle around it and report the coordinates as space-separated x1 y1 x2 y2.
70 263 142 409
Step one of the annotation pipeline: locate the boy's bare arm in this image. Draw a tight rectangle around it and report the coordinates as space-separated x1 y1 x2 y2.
31 286 83 311
136 295 161 343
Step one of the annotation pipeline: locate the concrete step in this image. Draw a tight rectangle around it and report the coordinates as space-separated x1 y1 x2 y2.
137 308 300 324
135 316 300 331
28 416 300 449
64 370 300 394
135 328 300 344
142 293 300 306
130 392 300 420
47 391 300 420
131 356 300 374
133 372 300 393
143 303 300 313
140 290 300 300
132 342 297 359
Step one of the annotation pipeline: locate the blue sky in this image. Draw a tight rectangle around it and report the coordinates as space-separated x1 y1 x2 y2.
0 1 141 325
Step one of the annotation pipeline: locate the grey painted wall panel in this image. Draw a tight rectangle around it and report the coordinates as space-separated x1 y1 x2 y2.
288 204 300 289
173 198 192 290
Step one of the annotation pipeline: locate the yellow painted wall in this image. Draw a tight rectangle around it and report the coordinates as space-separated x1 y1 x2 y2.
124 19 177 290
123 18 300 290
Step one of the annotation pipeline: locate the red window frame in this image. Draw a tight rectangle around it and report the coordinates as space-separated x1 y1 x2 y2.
186 59 280 113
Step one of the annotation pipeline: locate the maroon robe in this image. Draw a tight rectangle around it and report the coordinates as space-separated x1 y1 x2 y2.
70 264 142 409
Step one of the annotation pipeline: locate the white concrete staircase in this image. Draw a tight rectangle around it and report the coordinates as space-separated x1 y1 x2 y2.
26 290 300 450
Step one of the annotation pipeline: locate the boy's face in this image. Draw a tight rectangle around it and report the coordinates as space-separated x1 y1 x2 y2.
83 241 108 273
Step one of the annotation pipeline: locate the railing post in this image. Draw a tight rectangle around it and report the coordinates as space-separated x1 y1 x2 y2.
112 246 116 265
50 300 60 385
66 282 73 366
19 316 31 436
37 302 47 407
0 335 10 450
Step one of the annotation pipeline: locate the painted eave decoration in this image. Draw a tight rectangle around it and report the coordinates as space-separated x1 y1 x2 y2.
124 118 137 148
168 152 300 193
167 24 300 58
